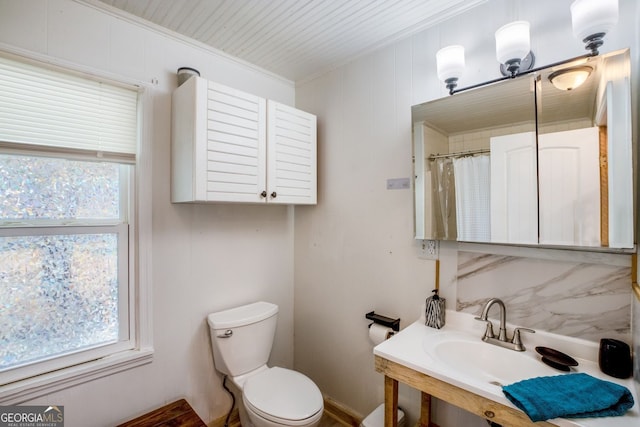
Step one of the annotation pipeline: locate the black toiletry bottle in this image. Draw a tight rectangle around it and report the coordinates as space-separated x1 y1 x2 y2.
598 338 632 379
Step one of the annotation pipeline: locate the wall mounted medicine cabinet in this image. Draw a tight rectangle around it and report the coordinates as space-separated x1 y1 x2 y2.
171 76 317 205
412 48 634 251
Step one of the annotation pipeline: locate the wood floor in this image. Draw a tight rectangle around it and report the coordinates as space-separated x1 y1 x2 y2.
117 398 360 427
319 412 357 427
117 399 207 427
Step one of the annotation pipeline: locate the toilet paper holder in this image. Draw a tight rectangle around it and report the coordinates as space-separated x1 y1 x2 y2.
365 311 400 332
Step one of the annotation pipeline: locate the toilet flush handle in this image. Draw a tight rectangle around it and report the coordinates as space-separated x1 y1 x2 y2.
217 330 233 338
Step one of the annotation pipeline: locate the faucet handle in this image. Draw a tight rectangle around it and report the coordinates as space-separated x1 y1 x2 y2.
474 317 495 339
511 327 535 351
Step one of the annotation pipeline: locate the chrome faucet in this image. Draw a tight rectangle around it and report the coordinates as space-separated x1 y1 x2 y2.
474 298 535 351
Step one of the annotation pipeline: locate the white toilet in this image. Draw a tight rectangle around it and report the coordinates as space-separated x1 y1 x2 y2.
208 301 324 427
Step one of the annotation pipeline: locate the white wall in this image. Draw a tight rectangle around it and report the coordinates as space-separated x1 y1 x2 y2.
1 1 638 426
294 1 639 426
0 0 296 425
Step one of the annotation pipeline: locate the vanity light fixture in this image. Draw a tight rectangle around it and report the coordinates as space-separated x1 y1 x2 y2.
436 45 465 93
571 0 619 56
548 66 593 91
436 0 618 95
495 21 534 77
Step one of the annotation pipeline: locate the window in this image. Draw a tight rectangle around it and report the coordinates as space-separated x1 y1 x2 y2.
0 53 149 394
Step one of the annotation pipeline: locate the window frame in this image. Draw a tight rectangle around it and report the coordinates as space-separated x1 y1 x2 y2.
0 161 132 384
0 50 153 404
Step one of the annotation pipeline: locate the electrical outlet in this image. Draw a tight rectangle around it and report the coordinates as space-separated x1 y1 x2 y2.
418 239 439 259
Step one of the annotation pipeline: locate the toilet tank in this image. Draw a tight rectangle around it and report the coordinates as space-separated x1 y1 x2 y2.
208 301 278 377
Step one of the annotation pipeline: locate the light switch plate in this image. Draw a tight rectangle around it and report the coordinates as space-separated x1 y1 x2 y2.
386 177 410 190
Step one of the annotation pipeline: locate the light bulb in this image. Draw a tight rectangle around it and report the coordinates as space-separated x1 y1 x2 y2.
436 45 465 82
495 21 531 74
571 0 618 42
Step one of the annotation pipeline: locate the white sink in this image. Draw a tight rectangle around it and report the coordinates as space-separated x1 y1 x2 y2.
374 312 638 427
423 333 558 386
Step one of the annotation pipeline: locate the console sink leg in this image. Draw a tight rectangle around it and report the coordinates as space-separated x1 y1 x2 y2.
384 375 398 427
420 392 431 427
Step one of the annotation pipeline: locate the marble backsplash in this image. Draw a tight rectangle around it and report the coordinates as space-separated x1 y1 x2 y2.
456 251 631 342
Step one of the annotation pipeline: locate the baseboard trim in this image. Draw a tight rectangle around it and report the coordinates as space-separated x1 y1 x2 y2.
323 396 363 427
209 408 241 427
209 396 364 427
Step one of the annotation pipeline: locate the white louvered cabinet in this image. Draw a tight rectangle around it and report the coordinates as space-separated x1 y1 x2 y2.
266 100 317 204
171 76 317 204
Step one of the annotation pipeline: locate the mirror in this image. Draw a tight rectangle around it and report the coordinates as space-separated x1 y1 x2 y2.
412 48 634 251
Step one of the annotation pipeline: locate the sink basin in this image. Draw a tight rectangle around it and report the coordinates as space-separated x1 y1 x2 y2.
423 333 558 386
375 317 638 427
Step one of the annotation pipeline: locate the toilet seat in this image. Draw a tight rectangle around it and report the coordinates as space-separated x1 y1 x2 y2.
243 367 323 425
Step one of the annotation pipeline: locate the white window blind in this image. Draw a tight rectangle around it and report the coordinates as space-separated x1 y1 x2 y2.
0 54 138 161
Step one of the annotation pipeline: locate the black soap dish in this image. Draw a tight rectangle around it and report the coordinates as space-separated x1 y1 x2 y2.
535 346 579 371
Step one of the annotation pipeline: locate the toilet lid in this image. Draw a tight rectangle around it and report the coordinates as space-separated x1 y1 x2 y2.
243 367 323 422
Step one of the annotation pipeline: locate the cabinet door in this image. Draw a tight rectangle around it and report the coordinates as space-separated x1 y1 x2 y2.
490 132 538 244
206 82 267 202
538 127 600 246
267 101 317 205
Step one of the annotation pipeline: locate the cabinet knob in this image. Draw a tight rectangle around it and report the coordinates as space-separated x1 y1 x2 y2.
483 410 495 419
260 191 267 198
271 192 277 198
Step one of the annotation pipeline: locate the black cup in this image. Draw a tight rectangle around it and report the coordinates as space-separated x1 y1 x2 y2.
599 338 632 379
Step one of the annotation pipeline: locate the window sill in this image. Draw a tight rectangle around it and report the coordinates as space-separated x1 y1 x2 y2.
0 348 153 404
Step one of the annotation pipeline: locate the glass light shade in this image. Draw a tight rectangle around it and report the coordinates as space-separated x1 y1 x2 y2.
495 21 530 64
571 0 618 41
549 66 593 91
436 45 465 82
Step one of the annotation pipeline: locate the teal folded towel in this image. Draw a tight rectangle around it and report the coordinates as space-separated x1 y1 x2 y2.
502 373 634 422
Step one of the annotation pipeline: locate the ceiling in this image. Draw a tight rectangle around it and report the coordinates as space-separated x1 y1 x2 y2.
94 0 487 82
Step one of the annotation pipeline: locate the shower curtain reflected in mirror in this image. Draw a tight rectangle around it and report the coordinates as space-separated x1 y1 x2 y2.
453 154 491 242
430 157 456 240
430 154 491 242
